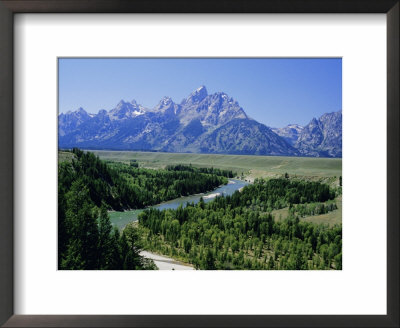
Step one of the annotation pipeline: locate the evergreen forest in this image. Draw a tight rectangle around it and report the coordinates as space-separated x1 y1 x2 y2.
58 149 231 269
58 149 342 270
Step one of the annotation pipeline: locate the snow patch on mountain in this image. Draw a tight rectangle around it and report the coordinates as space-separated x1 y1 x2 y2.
58 87 342 157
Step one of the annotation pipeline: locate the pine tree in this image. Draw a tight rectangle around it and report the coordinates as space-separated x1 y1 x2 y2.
98 204 113 269
123 224 145 269
199 196 205 209
58 187 68 268
205 248 216 270
334 252 342 270
63 179 99 270
108 227 122 269
267 256 275 269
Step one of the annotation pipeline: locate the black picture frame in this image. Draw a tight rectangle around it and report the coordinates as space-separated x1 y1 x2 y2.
0 1 398 327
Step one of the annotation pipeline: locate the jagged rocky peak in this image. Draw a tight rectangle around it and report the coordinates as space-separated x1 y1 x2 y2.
212 91 228 99
177 86 248 126
97 109 108 117
309 117 320 125
66 107 91 120
116 99 127 107
203 91 247 124
109 99 144 120
111 99 131 114
59 107 90 120
209 91 241 109
58 87 342 158
295 110 342 157
161 96 173 104
182 85 208 104
130 99 145 109
155 96 174 109
60 108 81 119
320 110 342 123
114 99 142 110
209 92 226 103
152 96 181 115
58 107 92 137
64 107 89 117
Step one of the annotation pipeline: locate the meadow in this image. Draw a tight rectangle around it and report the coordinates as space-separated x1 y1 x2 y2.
58 150 76 163
90 150 342 181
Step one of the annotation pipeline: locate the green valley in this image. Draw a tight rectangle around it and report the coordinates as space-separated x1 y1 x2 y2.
58 149 342 270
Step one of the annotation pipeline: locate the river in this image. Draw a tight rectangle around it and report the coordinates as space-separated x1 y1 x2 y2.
109 179 249 230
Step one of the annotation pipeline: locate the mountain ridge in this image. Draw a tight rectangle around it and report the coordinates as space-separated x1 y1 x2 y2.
59 87 342 158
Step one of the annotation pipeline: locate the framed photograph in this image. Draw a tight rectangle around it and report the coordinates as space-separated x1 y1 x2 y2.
57 57 343 272
1 0 398 327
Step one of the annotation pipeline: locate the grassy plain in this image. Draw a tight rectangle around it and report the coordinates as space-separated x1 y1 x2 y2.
271 195 342 227
58 151 76 163
90 150 342 181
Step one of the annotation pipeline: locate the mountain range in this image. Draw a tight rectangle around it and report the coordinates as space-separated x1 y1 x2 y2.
58 86 342 158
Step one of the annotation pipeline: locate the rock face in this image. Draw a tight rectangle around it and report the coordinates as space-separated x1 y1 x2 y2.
58 107 92 137
200 119 299 156
272 124 304 146
59 86 342 157
294 111 342 157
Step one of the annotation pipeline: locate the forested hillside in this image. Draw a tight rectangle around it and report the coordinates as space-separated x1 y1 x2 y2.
59 149 229 210
138 178 342 270
58 149 231 269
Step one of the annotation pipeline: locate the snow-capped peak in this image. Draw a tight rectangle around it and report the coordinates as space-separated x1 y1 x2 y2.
162 96 172 103
108 99 145 120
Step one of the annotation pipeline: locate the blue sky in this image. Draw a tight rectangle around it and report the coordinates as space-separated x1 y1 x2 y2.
58 58 341 127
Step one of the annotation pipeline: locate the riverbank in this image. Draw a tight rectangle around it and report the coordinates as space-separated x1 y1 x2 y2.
109 179 249 230
140 251 194 270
